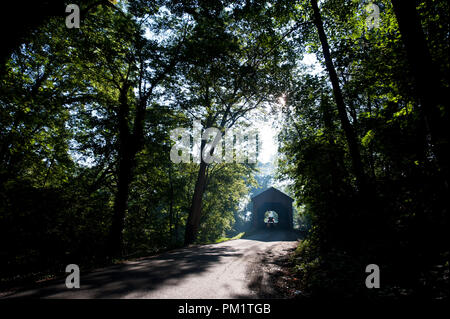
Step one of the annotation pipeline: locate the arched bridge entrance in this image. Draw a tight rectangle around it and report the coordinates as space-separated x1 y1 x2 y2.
251 187 294 230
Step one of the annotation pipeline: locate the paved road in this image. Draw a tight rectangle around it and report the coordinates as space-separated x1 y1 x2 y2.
4 230 299 299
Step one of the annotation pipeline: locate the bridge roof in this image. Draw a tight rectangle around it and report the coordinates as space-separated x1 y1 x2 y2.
251 187 294 202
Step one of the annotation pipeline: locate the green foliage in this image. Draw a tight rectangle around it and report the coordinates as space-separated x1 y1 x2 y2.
278 0 449 299
0 1 262 284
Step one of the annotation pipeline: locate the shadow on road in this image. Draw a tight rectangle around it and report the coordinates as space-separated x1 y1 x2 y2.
4 245 243 299
4 230 303 299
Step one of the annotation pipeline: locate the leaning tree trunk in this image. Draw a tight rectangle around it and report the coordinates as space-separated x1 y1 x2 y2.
184 114 228 246
184 139 208 246
310 0 368 194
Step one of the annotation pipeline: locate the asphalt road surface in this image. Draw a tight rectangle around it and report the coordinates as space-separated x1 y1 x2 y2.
3 230 300 299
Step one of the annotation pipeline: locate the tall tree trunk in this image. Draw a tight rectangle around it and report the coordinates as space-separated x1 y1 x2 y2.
107 83 137 257
321 94 346 176
184 113 226 246
390 0 448 186
168 163 175 243
108 149 133 257
175 206 180 243
106 57 179 255
390 0 444 131
184 142 208 246
310 0 368 193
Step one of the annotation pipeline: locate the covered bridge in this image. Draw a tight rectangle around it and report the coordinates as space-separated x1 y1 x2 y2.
251 187 294 230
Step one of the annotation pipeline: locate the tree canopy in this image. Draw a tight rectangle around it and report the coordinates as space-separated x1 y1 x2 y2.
0 0 448 299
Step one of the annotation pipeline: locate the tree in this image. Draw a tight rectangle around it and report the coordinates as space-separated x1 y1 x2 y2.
0 0 121 76
277 0 449 297
390 0 449 185
175 1 296 245
67 3 191 256
309 0 368 194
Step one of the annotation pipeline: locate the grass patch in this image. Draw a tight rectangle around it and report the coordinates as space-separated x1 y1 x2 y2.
214 232 246 243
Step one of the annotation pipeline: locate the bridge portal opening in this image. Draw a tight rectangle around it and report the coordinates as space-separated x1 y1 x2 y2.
264 211 279 224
